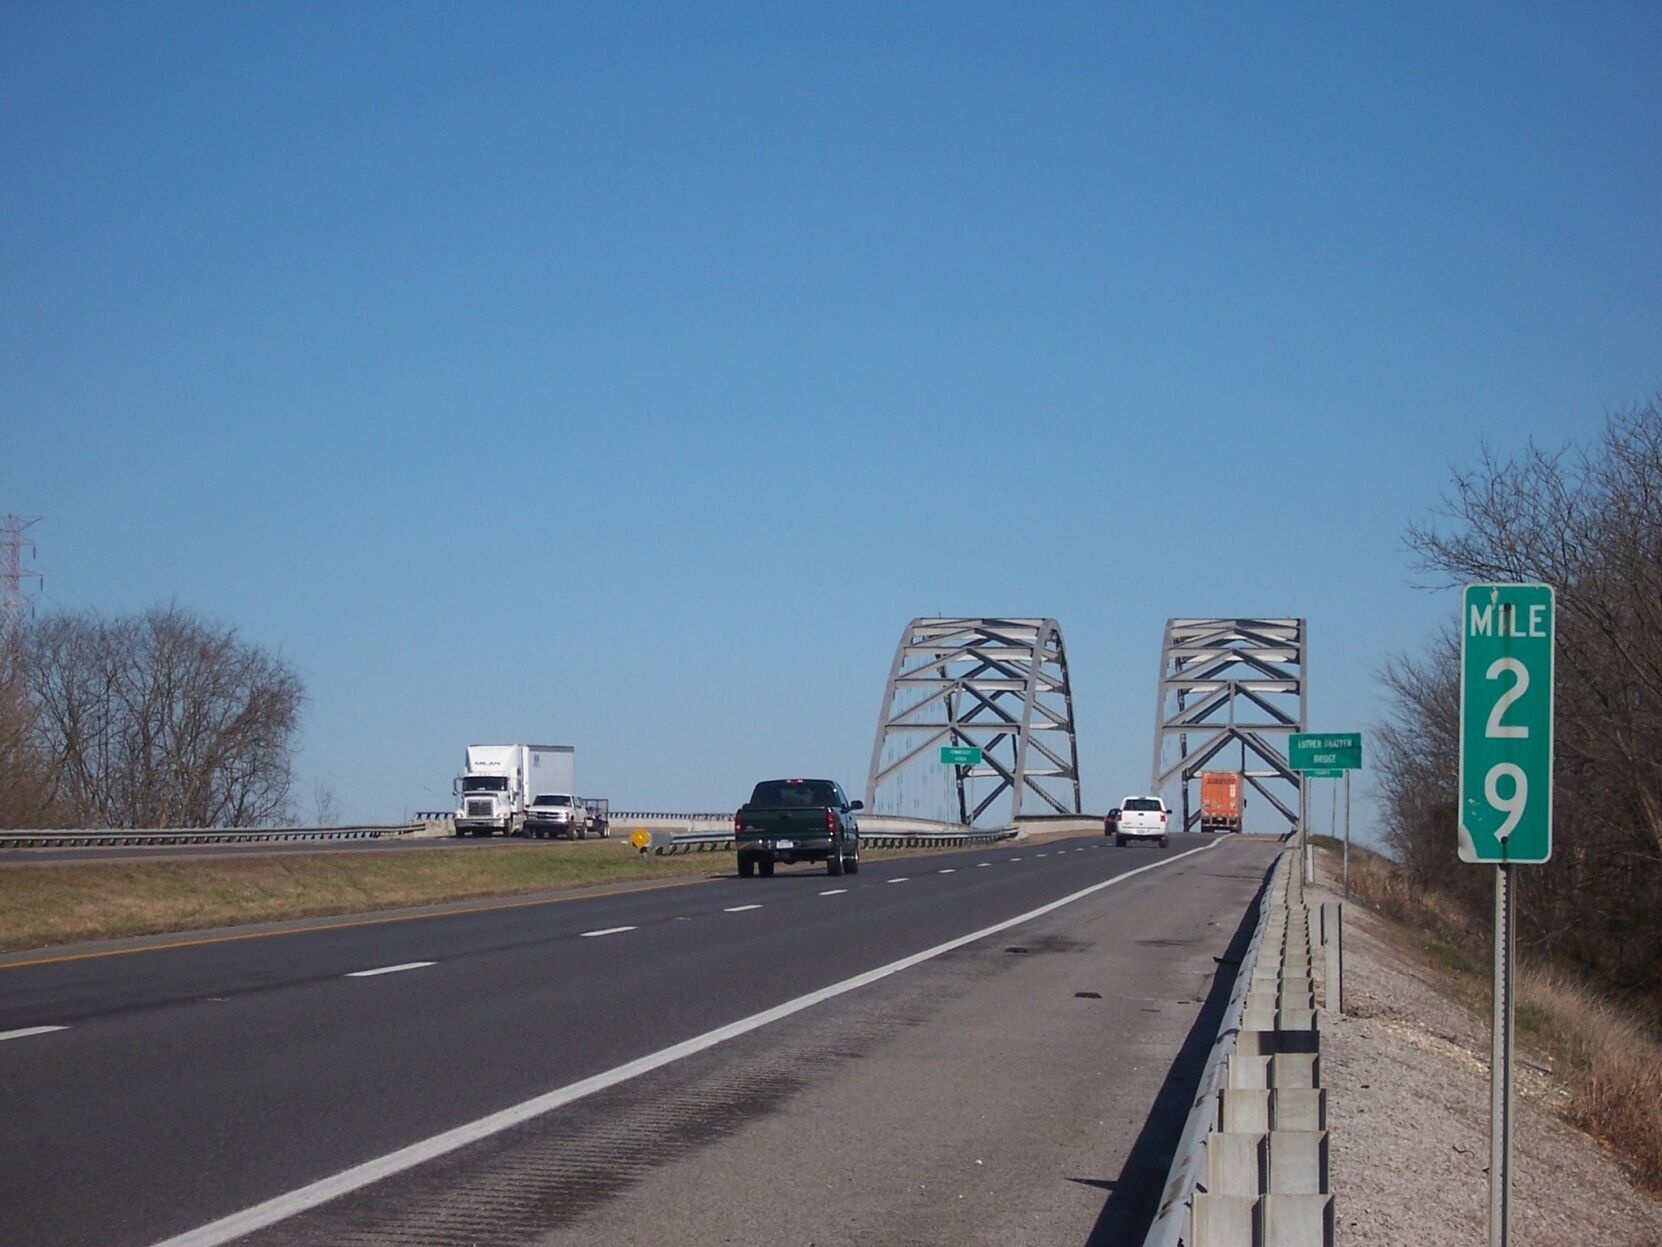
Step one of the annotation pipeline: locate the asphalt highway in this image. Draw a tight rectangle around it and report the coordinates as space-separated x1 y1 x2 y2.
0 832 1279 1247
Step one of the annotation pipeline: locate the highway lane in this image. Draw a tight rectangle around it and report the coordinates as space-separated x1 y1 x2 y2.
0 833 1277 1247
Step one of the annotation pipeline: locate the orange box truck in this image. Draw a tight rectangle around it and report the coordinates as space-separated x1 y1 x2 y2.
1200 771 1243 832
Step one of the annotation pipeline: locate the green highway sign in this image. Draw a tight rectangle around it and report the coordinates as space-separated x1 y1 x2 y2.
1460 584 1554 864
1289 732 1363 772
1302 768 1346 779
940 745 982 766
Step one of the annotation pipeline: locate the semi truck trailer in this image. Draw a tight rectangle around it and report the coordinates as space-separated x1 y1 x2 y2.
453 744 575 836
1200 770 1244 833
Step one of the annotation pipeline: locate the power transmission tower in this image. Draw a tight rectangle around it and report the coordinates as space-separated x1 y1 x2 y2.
0 514 43 666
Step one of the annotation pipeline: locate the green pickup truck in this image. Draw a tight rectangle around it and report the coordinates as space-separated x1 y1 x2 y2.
734 778 863 878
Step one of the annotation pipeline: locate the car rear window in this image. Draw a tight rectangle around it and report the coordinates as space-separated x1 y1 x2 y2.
749 780 840 808
1123 798 1164 812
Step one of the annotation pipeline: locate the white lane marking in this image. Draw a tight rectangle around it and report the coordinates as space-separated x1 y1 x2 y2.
1037 853 1049 857
818 888 847 896
976 862 992 868
723 905 763 913
937 868 956 874
886 877 909 884
147 839 1222 1247
578 926 637 938
1009 856 1023 861
344 962 434 978
0 1025 67 1043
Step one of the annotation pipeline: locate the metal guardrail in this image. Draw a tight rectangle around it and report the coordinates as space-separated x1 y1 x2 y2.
608 811 736 822
0 824 424 850
636 821 1020 856
1144 847 1336 1246
1143 852 1281 1247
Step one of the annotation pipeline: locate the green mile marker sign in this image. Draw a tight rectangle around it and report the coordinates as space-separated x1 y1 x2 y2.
940 745 982 766
1459 584 1554 864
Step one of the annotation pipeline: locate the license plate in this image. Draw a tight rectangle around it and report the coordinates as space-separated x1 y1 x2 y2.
775 839 794 849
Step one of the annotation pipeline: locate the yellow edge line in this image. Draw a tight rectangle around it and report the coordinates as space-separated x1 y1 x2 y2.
0 875 711 971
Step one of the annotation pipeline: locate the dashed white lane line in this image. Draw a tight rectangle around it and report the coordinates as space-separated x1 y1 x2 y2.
0 1025 66 1043
147 839 1221 1247
578 926 637 938
937 868 956 874
976 862 992 867
1009 856 1023 861
818 889 847 896
723 905 763 913
344 962 434 978
886 877 909 884
1037 853 1049 857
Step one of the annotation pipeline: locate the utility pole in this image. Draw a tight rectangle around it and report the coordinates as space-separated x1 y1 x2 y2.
0 514 43 668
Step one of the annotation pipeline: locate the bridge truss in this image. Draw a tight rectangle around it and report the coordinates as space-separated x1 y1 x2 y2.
865 618 1082 826
1151 617 1307 833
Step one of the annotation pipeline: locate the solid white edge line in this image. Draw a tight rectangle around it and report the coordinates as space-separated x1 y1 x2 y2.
578 926 637 938
722 905 763 913
344 962 435 978
147 838 1222 1247
0 1025 67 1042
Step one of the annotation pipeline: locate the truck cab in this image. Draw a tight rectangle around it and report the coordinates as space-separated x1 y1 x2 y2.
456 773 516 837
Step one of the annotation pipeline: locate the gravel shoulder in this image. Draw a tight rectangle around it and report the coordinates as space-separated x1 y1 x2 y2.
1309 847 1661 1245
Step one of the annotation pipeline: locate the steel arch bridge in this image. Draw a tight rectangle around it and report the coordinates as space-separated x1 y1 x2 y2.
1150 617 1308 833
865 617 1082 826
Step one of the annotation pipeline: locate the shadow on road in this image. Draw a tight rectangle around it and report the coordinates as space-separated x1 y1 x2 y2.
1081 852 1274 1245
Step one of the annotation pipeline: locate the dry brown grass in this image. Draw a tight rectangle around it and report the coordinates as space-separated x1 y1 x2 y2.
1519 966 1662 1192
0 842 724 952
0 836 981 954
1337 843 1662 1194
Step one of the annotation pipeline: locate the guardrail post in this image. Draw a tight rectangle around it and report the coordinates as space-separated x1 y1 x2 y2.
1320 901 1343 1016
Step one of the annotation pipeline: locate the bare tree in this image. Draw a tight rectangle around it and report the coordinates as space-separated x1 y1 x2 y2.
24 606 303 828
0 658 66 828
310 781 338 827
1390 397 1662 1006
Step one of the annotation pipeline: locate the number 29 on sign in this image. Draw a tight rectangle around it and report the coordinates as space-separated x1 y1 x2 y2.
1458 584 1554 864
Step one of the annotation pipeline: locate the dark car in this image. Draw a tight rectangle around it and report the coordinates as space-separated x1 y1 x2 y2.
734 778 862 878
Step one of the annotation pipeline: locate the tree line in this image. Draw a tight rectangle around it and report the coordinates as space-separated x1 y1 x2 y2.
0 605 302 829
1376 397 1662 1012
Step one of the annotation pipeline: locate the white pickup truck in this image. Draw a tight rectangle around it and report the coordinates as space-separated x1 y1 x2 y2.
524 793 591 840
1115 795 1170 847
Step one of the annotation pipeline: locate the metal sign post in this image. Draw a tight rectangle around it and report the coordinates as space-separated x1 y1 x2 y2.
1343 769 1351 900
1458 583 1554 1247
1289 734 1362 892
1491 862 1515 1245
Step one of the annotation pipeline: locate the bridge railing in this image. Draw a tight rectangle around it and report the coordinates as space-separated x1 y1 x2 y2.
0 824 424 850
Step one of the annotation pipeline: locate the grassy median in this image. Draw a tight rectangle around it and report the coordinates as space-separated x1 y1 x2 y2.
0 842 736 953
0 834 995 954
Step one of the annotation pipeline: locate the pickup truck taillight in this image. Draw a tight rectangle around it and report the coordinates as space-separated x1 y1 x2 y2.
825 807 836 836
1159 812 1168 824
734 812 743 835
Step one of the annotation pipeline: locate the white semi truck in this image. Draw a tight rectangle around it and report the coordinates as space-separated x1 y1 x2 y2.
453 744 574 837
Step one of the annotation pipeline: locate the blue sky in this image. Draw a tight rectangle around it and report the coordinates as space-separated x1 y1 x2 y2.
4 4 1659 840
